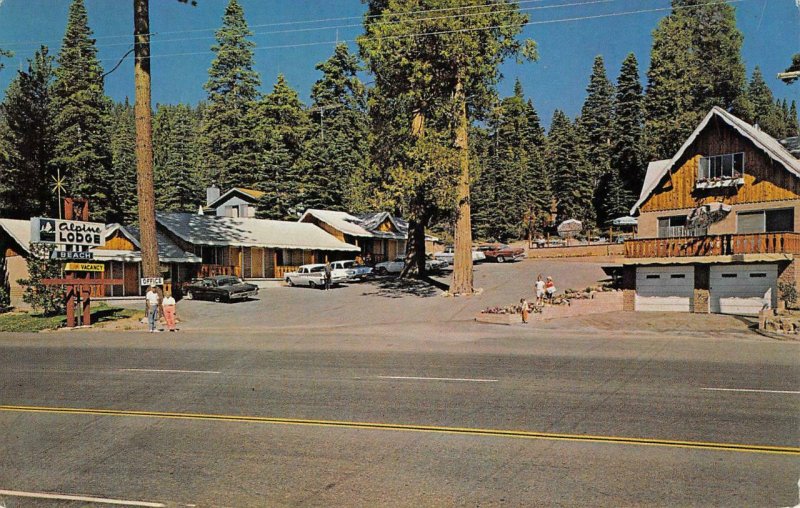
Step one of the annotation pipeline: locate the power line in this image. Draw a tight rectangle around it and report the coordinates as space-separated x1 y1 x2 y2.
0 0 558 47
95 0 744 63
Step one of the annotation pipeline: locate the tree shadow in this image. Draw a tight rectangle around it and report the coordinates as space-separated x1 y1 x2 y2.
360 274 448 298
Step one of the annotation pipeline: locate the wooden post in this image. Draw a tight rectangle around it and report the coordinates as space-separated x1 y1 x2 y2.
134 0 159 279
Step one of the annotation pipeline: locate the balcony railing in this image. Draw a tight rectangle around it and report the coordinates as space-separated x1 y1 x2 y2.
624 232 800 258
199 264 241 278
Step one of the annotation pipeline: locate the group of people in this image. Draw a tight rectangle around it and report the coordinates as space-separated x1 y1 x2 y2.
520 274 556 324
144 285 179 333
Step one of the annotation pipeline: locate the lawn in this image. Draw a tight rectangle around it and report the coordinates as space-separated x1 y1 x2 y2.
0 303 144 333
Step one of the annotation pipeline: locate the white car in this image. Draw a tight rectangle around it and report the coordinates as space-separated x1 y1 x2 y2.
373 257 448 275
433 246 487 265
284 264 349 288
330 260 372 281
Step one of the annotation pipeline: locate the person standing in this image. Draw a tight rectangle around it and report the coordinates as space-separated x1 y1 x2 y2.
324 261 332 291
520 298 530 324
535 274 546 306
545 276 556 302
162 292 178 332
145 285 161 332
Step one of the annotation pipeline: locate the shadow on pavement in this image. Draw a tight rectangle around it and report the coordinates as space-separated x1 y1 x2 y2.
360 275 448 298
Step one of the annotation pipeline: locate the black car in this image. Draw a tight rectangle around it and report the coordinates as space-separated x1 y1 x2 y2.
184 276 258 302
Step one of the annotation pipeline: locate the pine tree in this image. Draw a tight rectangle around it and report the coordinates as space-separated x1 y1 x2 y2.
645 0 746 160
0 46 57 219
789 101 799 137
255 74 310 220
549 110 595 227
51 0 115 222
109 100 138 223
199 0 261 191
610 53 644 213
746 67 787 139
154 104 202 212
302 43 370 212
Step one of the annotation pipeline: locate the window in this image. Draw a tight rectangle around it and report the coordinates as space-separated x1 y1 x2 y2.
698 153 744 182
750 273 767 278
646 274 660 279
737 209 794 234
721 273 737 278
658 216 687 238
670 274 686 279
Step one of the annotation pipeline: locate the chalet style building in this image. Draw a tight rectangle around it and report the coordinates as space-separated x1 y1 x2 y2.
204 185 264 218
624 106 800 315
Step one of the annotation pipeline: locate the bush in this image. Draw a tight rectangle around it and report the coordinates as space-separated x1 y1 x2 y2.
17 243 65 316
0 286 9 312
779 281 798 309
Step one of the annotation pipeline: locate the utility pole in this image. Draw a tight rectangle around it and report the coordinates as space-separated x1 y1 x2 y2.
134 0 159 278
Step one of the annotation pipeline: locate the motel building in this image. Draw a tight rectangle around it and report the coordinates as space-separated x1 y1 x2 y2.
623 107 800 315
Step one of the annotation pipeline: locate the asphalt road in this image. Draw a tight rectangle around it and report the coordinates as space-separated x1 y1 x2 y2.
1 326 798 507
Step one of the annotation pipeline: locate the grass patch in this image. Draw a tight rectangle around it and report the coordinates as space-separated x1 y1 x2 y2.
0 303 144 333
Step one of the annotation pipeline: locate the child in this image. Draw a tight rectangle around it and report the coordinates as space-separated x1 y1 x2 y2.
535 274 545 306
520 298 529 324
545 276 556 302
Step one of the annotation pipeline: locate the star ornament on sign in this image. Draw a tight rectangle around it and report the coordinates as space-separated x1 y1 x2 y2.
52 173 66 195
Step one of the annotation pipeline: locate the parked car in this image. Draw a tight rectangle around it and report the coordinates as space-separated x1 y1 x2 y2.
330 260 372 281
184 275 258 302
284 264 349 288
477 243 526 263
373 256 448 275
433 246 487 265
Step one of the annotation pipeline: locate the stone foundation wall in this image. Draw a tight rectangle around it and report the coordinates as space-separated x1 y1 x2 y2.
692 289 709 313
777 259 798 306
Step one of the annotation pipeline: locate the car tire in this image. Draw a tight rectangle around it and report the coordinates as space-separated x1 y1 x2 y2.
286 278 294 287
185 291 193 300
377 267 388 276
309 281 317 289
213 295 221 303
496 256 505 263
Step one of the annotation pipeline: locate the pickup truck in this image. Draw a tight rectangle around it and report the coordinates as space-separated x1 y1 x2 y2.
330 260 372 281
284 264 349 288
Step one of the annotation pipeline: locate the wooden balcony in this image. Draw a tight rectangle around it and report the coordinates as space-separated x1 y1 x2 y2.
624 232 800 258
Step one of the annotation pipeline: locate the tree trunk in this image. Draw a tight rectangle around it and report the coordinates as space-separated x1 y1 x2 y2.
134 0 159 278
450 73 474 295
399 109 428 279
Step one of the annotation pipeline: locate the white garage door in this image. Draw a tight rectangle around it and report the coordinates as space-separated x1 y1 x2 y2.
710 264 777 315
635 266 694 312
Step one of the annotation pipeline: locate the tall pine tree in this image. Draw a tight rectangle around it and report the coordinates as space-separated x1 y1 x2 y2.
746 67 787 139
109 100 138 223
302 43 370 212
0 46 57 219
154 103 202 212
549 110 595 227
255 74 310 220
645 0 746 160
608 52 643 216
51 0 115 221
199 0 261 191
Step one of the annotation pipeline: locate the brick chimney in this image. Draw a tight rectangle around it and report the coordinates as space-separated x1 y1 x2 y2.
206 184 220 207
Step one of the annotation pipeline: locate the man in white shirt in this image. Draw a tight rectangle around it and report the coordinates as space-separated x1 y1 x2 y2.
145 285 161 333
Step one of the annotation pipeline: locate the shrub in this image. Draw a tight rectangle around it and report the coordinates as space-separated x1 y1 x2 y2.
17 243 65 316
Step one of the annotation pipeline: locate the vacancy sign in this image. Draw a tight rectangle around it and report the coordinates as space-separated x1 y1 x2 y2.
64 262 105 272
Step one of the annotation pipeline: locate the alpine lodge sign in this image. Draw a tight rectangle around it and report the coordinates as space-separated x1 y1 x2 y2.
31 217 106 247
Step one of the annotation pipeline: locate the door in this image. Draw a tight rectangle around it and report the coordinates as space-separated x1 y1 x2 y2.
710 264 776 315
635 266 694 312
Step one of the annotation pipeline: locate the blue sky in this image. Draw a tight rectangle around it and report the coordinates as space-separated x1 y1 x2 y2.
0 0 797 128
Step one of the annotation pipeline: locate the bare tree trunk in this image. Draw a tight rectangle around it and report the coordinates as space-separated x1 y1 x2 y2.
134 0 159 278
450 73 473 295
399 109 428 279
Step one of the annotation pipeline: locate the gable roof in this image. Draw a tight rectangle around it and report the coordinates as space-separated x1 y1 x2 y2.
781 136 800 158
157 212 360 251
298 209 374 238
122 225 202 263
207 187 265 209
0 218 31 254
631 107 800 215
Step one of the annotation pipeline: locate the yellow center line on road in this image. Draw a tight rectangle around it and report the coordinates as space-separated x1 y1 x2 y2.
1 404 798 456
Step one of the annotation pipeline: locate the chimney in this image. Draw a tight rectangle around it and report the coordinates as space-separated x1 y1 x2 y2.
206 184 220 206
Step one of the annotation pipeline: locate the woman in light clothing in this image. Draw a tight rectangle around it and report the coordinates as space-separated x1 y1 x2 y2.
162 292 178 332
545 276 556 301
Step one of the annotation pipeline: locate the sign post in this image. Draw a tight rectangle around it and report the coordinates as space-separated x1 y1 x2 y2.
38 199 122 327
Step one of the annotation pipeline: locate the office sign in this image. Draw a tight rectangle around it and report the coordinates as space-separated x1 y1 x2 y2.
140 277 164 286
65 262 105 272
51 250 94 261
31 217 105 247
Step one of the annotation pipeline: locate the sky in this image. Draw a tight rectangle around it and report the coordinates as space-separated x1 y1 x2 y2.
0 0 797 129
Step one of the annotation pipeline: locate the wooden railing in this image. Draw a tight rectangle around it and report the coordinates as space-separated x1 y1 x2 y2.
274 265 300 279
199 264 240 277
625 232 800 258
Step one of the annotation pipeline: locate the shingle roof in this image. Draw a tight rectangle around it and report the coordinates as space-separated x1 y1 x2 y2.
631 107 800 215
298 209 374 237
157 212 360 251
123 225 201 263
206 187 265 209
0 218 31 254
780 136 800 158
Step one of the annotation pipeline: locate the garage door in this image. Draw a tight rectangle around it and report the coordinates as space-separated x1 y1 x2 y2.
710 264 776 315
635 266 694 312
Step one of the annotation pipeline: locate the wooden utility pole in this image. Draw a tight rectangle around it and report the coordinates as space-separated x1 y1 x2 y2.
450 73 474 295
134 0 159 278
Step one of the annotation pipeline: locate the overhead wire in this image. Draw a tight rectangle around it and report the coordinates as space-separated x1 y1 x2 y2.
91 0 744 63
